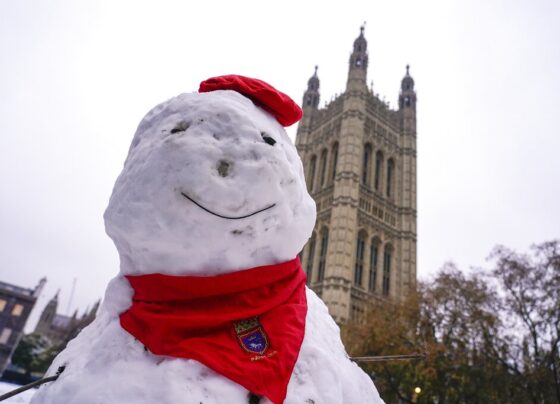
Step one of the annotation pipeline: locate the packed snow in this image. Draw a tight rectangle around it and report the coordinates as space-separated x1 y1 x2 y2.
105 90 315 277
0 381 35 403
30 88 383 403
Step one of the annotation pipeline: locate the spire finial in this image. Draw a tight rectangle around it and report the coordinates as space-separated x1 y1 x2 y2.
360 23 365 35
304 65 320 109
406 64 410 75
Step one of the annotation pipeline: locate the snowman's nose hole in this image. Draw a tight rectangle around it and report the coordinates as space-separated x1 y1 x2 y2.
217 160 232 177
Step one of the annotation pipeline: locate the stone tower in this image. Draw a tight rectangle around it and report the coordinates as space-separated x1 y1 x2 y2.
35 291 59 336
295 27 417 323
34 291 100 347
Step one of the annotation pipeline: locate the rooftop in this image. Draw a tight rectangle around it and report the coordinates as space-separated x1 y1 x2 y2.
0 281 35 297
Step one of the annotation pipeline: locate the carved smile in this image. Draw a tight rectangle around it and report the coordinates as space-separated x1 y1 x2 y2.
181 192 276 220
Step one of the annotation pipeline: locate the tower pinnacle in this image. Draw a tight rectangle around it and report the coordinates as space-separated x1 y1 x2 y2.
399 64 416 110
346 26 368 90
303 65 320 109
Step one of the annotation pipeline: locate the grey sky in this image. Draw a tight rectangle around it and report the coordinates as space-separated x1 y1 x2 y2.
1 0 559 331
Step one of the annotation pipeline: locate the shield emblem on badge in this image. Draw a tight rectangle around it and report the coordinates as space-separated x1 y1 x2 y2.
234 317 269 355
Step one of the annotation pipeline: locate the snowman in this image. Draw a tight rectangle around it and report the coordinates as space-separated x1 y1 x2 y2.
31 75 383 404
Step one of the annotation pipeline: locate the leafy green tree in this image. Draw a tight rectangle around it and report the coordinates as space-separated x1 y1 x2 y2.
11 333 49 375
11 333 62 376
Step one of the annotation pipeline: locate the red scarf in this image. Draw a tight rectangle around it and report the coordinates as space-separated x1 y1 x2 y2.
120 258 307 404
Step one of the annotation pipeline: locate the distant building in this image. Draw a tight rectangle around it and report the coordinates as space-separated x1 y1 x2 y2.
296 27 417 323
0 278 46 374
34 292 99 348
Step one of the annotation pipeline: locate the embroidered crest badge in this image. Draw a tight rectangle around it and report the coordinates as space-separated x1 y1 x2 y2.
234 317 269 355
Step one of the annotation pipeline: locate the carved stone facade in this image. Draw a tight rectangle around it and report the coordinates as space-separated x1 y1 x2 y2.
295 27 417 323
34 291 99 349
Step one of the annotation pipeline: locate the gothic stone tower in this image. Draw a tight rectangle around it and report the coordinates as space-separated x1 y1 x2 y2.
296 27 417 323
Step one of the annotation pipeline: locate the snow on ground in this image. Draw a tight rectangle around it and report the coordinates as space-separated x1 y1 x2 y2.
0 381 35 404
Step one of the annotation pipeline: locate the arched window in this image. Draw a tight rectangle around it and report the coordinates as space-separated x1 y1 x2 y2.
330 143 339 182
374 151 384 191
386 158 395 198
317 228 329 281
383 244 392 296
308 155 317 192
362 144 372 186
354 231 367 286
306 233 316 283
319 149 328 188
369 238 380 292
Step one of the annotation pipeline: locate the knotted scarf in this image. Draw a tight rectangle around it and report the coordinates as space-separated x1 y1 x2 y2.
120 258 307 404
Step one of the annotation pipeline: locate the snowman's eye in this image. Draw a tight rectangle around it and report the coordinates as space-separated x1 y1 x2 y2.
171 121 190 134
261 132 276 146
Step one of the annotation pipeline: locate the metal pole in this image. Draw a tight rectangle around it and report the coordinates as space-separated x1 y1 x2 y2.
351 353 426 363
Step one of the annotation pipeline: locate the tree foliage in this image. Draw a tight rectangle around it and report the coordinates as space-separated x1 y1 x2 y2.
489 241 560 403
343 240 560 404
11 333 62 376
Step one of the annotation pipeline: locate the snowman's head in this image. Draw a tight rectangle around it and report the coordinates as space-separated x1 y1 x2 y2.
104 76 316 276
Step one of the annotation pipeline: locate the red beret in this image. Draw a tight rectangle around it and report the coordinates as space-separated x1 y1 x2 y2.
199 75 303 127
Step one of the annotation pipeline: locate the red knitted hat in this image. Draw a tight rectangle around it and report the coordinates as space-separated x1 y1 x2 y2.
199 75 303 127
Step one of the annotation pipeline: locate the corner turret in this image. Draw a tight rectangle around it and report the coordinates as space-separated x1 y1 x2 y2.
398 65 416 110
33 277 47 297
346 26 368 91
303 66 320 110
35 291 59 334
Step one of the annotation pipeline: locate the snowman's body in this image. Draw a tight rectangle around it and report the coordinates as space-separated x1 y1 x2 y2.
31 83 383 404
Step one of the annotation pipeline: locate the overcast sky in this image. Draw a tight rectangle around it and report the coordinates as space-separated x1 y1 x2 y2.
1 0 559 331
